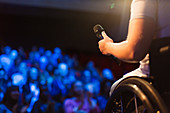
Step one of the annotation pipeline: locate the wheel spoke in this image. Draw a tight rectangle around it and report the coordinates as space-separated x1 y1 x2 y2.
121 96 123 113
134 94 138 113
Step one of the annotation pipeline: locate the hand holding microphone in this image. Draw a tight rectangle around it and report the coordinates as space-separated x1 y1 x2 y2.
93 24 113 55
93 24 121 65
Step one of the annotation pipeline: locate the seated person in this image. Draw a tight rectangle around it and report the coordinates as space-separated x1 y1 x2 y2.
98 0 170 95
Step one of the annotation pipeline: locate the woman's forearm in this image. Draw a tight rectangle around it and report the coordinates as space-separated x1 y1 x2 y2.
99 18 155 62
107 40 136 61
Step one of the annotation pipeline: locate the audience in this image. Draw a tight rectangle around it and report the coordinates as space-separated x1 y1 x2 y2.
0 46 115 113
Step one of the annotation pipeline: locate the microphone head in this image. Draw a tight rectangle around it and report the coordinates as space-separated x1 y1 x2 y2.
93 24 104 40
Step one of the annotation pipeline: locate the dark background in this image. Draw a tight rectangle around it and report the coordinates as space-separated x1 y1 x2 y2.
0 0 128 53
0 0 137 79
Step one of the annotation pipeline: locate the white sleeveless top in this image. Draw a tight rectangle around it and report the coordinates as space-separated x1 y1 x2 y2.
130 0 170 76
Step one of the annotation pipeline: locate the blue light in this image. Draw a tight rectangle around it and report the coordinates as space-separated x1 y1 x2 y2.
34 52 40 61
45 50 52 57
29 83 40 96
30 67 38 80
58 63 68 76
0 55 11 65
39 56 48 70
59 63 67 70
40 56 47 63
10 50 18 59
3 46 11 55
35 89 40 96
0 92 4 102
85 83 94 93
54 47 61 54
31 67 38 73
30 84 36 92
19 62 27 71
0 55 12 72
84 70 91 77
39 47 45 54
0 70 5 77
83 70 91 83
102 68 114 80
0 69 8 80
0 64 2 68
11 73 25 86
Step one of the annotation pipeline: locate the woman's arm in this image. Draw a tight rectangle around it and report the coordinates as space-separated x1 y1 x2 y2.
98 17 155 61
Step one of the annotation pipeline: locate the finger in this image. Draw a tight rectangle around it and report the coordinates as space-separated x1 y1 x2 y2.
102 31 114 43
98 39 103 46
101 31 109 39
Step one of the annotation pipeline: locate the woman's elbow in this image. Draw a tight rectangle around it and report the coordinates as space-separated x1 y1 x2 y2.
132 51 147 61
120 51 146 62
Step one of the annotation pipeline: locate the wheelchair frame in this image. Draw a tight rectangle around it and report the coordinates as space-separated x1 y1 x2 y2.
105 77 168 113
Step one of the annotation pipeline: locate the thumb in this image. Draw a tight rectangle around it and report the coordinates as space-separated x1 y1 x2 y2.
102 31 109 40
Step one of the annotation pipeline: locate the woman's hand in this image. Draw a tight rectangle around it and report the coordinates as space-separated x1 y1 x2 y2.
98 32 113 55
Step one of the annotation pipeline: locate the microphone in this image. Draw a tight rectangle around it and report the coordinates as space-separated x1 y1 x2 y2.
93 24 121 65
93 24 104 40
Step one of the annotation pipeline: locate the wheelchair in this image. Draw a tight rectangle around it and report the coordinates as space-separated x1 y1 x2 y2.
105 37 170 113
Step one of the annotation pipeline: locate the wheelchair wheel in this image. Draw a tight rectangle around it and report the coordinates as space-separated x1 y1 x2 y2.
105 77 168 113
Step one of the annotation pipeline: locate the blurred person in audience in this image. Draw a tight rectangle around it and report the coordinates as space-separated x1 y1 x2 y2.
82 70 92 85
45 50 52 62
57 61 76 90
64 81 100 113
97 68 115 111
29 46 40 63
0 67 8 93
57 62 71 89
0 86 28 113
82 69 100 97
8 49 25 77
85 61 101 95
84 83 101 113
41 63 56 92
11 71 28 111
0 49 14 74
97 79 114 113
39 55 48 71
31 85 63 113
10 61 29 86
39 63 53 86
101 68 115 81
18 62 29 83
50 77 65 103
50 47 62 67
62 54 78 70
0 88 4 103
39 47 45 56
50 63 70 101
18 46 27 60
23 67 40 111
10 50 18 61
2 46 11 55
86 61 100 78
54 47 62 59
